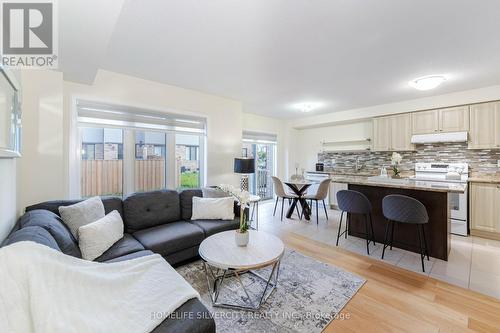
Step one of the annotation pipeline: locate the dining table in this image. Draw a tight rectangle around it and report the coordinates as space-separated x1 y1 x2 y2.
283 180 315 221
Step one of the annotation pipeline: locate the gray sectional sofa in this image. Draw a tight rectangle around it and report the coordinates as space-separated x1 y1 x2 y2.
1 189 242 333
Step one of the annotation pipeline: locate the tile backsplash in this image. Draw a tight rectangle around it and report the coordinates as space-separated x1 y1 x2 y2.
318 143 500 175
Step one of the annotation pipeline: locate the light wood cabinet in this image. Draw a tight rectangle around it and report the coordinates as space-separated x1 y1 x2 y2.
411 106 469 134
412 110 439 134
469 102 500 149
373 116 391 151
439 106 469 132
470 183 500 236
373 114 413 151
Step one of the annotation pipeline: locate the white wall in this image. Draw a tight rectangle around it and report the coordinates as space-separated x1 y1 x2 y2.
0 159 17 241
63 70 243 194
18 70 65 212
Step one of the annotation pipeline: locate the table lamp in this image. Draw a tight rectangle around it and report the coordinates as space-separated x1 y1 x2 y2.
234 157 255 191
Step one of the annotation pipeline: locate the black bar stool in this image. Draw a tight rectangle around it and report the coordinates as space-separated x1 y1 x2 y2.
336 190 376 255
381 194 430 272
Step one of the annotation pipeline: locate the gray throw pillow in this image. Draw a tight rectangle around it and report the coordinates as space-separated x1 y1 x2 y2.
58 197 106 240
202 187 230 198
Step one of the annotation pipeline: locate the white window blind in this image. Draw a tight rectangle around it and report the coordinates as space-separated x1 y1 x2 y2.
77 100 207 135
242 130 277 144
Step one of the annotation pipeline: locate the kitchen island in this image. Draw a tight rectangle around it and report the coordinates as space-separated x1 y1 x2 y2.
330 175 467 261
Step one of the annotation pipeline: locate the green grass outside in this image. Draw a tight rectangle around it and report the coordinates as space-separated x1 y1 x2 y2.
180 171 199 189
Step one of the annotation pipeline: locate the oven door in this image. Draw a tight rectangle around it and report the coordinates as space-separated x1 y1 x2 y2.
449 191 467 221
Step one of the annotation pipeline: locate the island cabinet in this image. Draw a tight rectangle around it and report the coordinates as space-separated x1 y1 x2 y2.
469 102 500 149
373 113 413 151
470 182 500 239
411 106 469 135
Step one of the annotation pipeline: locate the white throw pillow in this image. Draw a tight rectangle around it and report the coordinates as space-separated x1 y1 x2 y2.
78 210 124 261
58 196 106 239
191 197 235 220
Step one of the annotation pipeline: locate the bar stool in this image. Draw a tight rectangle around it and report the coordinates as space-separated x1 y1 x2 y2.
336 190 376 255
381 194 430 272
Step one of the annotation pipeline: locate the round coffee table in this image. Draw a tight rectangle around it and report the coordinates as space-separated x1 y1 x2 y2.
199 230 285 311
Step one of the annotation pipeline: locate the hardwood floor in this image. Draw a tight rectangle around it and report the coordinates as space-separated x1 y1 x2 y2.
257 201 500 332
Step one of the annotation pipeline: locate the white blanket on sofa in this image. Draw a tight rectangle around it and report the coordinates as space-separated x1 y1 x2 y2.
0 241 199 333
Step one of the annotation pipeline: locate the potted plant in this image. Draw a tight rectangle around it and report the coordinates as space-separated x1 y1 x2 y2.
217 184 251 246
391 152 403 178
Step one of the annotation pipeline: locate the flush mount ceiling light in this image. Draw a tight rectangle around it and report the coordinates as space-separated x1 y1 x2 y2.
294 102 322 113
408 75 446 91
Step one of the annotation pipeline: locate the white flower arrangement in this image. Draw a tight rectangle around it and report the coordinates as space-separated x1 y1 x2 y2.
390 152 403 177
217 184 250 232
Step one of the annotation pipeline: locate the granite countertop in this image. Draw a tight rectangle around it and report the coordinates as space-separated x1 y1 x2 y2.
329 175 467 193
468 175 500 184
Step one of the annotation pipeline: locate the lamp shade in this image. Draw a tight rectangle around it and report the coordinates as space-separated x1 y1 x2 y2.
234 158 255 174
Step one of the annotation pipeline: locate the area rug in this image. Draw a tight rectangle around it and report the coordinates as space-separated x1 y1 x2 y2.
176 249 365 332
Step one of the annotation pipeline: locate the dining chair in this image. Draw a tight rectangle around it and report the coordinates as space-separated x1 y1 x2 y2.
271 176 300 221
303 178 331 225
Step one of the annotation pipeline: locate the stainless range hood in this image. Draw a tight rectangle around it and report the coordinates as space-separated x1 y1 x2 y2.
411 131 468 144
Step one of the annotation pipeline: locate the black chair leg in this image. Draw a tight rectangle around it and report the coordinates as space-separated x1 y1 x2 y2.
381 220 390 259
345 213 349 239
322 200 329 220
421 225 430 260
364 214 370 255
390 221 395 250
273 197 279 216
417 224 425 272
315 200 319 225
280 198 284 221
336 211 344 246
369 214 376 245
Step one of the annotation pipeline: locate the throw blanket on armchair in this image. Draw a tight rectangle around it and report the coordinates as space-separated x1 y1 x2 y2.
0 241 199 333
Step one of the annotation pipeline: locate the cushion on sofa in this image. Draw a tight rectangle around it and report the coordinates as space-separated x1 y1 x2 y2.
103 250 154 263
95 234 145 262
78 210 125 261
189 219 240 237
124 190 181 232
133 222 204 256
191 197 235 220
2 226 61 251
179 189 202 220
25 197 124 218
59 197 106 239
18 209 81 257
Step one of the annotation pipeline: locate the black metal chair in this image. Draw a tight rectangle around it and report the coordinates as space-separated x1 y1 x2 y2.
381 194 430 272
336 190 376 255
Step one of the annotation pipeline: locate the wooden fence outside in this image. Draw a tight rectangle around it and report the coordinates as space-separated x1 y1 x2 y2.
81 159 165 197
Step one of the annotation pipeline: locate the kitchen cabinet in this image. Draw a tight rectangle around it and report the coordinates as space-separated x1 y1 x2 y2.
469 102 500 149
412 110 439 134
329 182 348 209
411 106 469 135
439 106 469 132
470 183 500 239
373 114 413 151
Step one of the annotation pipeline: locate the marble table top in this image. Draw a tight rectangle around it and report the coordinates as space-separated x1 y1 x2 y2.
199 230 284 270
330 175 467 193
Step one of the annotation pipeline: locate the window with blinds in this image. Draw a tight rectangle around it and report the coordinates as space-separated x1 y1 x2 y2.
76 100 207 135
242 130 277 144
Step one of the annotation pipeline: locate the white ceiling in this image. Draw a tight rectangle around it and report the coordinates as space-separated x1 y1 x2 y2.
59 0 500 118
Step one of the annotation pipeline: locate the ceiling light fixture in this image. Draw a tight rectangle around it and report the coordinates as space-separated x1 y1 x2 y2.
294 102 322 113
408 75 446 91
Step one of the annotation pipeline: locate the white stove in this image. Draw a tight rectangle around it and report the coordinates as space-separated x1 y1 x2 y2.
412 162 469 236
